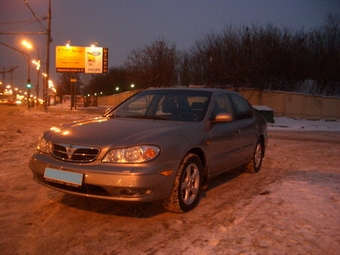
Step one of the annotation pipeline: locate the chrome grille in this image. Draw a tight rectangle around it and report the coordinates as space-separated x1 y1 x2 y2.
51 143 100 162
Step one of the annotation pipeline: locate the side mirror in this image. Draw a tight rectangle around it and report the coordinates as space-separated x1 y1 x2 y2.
213 112 233 123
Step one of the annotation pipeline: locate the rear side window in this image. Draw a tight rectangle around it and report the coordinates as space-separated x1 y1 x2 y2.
229 94 252 120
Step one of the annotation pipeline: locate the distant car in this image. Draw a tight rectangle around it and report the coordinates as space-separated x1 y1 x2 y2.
7 99 16 105
29 87 267 212
0 95 9 104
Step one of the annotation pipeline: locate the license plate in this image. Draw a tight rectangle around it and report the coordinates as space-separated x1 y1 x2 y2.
44 168 83 187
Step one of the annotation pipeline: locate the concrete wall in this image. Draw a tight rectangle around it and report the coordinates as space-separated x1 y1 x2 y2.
97 89 340 121
239 89 340 120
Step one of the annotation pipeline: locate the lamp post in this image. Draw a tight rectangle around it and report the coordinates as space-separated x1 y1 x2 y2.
22 40 40 106
0 42 31 108
44 0 52 111
32 59 40 106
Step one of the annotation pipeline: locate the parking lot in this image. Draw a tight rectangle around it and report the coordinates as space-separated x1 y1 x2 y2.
1 105 339 255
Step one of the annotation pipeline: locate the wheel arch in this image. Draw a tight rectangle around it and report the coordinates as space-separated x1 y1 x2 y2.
186 147 208 188
258 134 266 157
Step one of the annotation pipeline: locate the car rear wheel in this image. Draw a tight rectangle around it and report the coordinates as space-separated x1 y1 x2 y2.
245 138 264 173
163 154 203 213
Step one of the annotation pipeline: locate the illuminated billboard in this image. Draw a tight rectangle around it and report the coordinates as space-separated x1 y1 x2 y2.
56 46 108 73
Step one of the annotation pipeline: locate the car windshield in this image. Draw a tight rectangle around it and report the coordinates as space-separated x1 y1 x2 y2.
114 90 212 122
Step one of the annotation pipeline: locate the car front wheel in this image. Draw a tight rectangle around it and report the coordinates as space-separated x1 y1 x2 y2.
163 153 203 213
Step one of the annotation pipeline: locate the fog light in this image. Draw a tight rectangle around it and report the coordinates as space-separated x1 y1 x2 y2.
118 188 153 197
120 189 137 196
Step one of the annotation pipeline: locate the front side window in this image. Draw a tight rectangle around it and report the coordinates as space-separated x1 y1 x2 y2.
229 94 252 120
115 90 212 122
212 93 232 119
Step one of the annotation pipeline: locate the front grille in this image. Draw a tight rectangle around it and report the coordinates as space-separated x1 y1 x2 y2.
51 143 100 162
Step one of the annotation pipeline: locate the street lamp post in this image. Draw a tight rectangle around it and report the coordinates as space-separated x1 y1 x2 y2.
32 59 40 106
22 40 40 107
0 42 31 108
44 0 52 111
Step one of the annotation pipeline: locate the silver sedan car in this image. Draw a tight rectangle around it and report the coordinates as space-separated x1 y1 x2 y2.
29 87 267 213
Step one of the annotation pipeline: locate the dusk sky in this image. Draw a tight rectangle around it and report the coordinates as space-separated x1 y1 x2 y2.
1 0 339 91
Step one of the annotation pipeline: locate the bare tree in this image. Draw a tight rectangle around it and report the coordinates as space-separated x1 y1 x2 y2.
84 67 129 96
124 39 179 88
307 14 340 96
79 14 340 96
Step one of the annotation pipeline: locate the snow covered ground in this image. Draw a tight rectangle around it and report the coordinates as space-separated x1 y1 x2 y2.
1 106 339 255
268 116 340 131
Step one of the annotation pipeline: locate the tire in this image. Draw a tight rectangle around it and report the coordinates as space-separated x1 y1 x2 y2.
163 154 203 213
245 138 264 173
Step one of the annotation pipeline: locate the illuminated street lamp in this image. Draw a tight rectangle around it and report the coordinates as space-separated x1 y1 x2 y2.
22 40 33 50
48 79 56 94
4 85 13 95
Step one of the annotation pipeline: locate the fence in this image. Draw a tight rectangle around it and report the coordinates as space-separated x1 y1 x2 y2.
97 89 340 121
97 90 140 108
240 89 340 120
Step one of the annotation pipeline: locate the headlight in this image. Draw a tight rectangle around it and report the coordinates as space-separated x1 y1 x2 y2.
37 134 51 153
102 145 160 163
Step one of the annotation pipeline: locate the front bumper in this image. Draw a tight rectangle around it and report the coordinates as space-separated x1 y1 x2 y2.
29 152 177 202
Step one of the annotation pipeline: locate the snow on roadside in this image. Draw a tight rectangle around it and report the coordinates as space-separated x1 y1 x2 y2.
226 176 340 254
16 105 104 120
1 106 340 254
268 117 340 131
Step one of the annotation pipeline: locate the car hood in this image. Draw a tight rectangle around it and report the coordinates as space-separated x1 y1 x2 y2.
44 116 201 147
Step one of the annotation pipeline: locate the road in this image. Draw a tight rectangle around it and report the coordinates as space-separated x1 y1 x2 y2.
1 105 339 255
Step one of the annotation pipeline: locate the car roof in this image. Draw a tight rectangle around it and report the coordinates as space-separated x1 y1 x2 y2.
144 86 235 94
